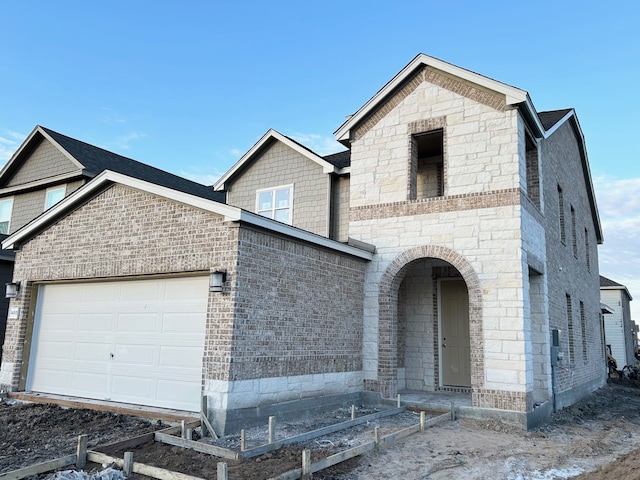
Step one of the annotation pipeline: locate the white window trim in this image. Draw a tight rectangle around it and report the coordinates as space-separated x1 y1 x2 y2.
45 186 66 210
0 197 13 235
255 184 294 225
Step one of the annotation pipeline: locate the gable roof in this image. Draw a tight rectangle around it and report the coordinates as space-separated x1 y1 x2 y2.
0 126 224 203
538 109 573 130
1 170 374 261
334 53 544 145
600 275 633 300
323 150 351 169
213 129 345 191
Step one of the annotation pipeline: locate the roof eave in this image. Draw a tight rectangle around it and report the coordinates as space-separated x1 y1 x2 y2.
214 129 336 191
334 53 529 143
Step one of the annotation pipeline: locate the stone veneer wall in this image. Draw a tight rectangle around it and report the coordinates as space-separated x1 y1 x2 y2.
348 71 532 413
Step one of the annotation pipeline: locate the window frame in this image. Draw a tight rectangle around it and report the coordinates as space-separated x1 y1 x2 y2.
0 197 13 235
255 184 294 225
44 186 66 210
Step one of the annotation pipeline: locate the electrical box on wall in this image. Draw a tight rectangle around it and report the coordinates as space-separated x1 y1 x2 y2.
551 329 564 366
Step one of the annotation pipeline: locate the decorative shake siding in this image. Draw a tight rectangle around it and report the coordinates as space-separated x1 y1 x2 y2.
225 141 330 237
9 179 85 233
6 139 77 187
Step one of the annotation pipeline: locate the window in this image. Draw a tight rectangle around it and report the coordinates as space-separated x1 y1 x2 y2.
0 198 13 234
525 134 540 208
412 129 444 199
571 206 577 258
256 185 292 224
566 294 574 363
45 186 66 210
585 228 590 270
558 186 565 243
580 301 587 363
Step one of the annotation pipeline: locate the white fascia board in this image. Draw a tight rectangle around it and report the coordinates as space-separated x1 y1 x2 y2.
0 126 40 180
214 129 336 191
2 170 242 250
0 171 84 195
2 170 374 261
231 209 374 261
334 53 528 142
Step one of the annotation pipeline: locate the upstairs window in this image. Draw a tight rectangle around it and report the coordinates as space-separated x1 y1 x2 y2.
45 186 66 210
558 185 566 243
412 129 444 199
0 198 13 234
525 134 540 209
566 294 575 363
257 185 292 225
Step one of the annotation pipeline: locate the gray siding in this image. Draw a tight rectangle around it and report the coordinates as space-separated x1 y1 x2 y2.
226 142 330 237
7 140 77 187
7 179 86 234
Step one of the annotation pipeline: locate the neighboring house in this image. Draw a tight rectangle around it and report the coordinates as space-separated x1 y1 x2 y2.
600 275 635 367
0 54 606 433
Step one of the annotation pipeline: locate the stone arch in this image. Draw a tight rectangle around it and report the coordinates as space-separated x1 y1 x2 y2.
376 245 483 398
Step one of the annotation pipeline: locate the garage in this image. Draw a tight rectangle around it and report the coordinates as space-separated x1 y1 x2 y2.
27 275 209 412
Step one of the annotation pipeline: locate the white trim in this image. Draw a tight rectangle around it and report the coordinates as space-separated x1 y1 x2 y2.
213 129 336 191
0 196 14 235
44 185 66 210
334 53 530 143
543 109 575 138
255 184 294 225
0 171 84 196
2 170 374 261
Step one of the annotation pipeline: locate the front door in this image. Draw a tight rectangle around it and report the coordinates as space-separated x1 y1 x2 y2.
440 280 471 387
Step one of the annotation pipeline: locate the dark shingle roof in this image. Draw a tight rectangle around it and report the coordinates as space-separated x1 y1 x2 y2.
600 275 624 288
538 109 572 131
41 127 225 203
323 150 351 169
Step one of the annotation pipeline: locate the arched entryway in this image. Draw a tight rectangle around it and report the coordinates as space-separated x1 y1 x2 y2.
376 245 483 399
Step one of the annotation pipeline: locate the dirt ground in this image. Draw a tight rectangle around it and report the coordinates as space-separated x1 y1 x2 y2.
2 380 640 479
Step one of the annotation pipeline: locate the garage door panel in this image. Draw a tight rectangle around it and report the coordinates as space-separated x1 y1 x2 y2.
75 342 111 362
113 344 155 366
78 314 115 332
79 283 118 302
29 276 208 412
116 314 158 333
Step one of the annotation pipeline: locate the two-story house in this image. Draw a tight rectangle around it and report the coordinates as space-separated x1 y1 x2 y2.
0 54 606 434
600 275 635 368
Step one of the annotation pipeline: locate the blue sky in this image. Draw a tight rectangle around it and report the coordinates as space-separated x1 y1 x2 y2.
1 1 639 317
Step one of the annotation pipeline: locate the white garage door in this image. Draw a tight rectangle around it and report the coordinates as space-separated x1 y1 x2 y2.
28 276 209 412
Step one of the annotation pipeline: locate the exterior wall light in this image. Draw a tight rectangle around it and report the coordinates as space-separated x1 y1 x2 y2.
209 270 227 293
5 281 20 299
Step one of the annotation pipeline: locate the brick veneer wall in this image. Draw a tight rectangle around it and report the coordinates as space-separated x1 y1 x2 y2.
0 184 238 390
540 120 605 405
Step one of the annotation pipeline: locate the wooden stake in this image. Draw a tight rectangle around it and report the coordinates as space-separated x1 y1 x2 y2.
76 435 88 469
420 411 426 432
181 420 187 439
123 452 134 476
186 428 193 441
240 429 246 451
268 416 276 444
450 401 455 421
397 394 401 408
374 427 380 450
351 404 355 420
301 449 311 480
217 462 228 480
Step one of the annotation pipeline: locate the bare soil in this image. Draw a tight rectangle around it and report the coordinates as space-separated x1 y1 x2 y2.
2 380 640 479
